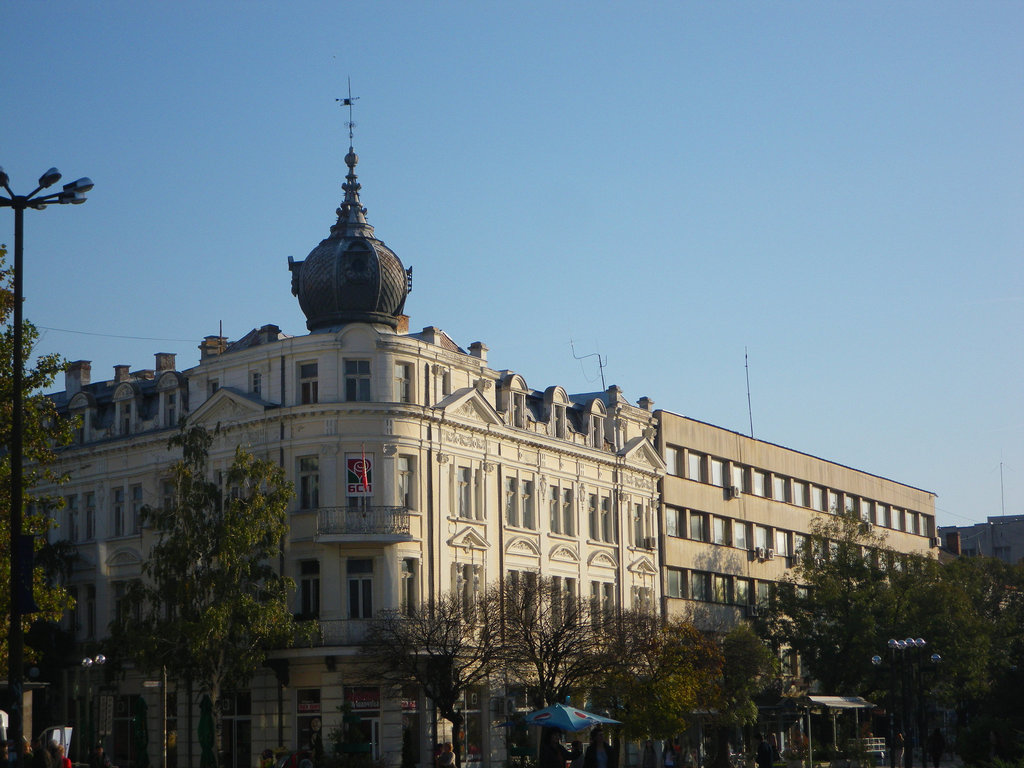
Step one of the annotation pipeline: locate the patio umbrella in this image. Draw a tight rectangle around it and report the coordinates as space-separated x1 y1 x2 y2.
133 696 151 768
199 695 217 768
521 703 620 732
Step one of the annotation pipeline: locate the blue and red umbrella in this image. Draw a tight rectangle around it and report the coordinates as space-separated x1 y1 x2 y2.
520 703 620 732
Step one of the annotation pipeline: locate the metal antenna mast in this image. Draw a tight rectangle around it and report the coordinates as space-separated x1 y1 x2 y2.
745 347 754 438
570 340 607 391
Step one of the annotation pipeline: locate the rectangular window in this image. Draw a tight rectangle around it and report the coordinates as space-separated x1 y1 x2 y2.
299 457 320 509
811 486 824 511
85 492 96 540
772 475 788 502
794 534 808 556
347 559 373 619
733 520 748 550
666 568 685 598
112 487 125 537
689 511 708 542
792 481 807 507
665 446 682 477
165 392 177 428
710 458 724 487
734 578 751 606
131 485 143 534
861 499 873 523
562 487 574 535
398 456 414 510
119 401 132 435
250 371 262 397
754 525 769 550
512 392 527 428
401 558 418 616
299 362 319 405
66 495 79 542
877 504 890 528
522 480 536 530
666 506 683 538
774 529 789 556
731 464 745 492
907 511 919 534
690 572 711 602
828 490 839 513
86 585 96 638
505 477 520 527
845 495 856 514
712 517 729 546
713 575 729 603
299 560 320 619
345 360 371 402
687 452 704 482
600 496 614 542
756 581 770 607
753 471 766 497
588 494 598 539
552 404 566 437
458 467 472 519
633 503 644 546
549 486 560 533
394 363 412 403
892 508 904 530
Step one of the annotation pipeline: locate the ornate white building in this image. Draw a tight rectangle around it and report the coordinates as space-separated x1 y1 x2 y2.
46 143 665 768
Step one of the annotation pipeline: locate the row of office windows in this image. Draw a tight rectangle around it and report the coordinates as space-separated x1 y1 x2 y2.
666 506 807 557
664 445 934 537
665 567 806 607
62 485 163 542
255 359 446 407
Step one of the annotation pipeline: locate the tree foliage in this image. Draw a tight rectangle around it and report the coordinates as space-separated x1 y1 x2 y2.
110 425 297 710
599 610 724 740
0 245 75 667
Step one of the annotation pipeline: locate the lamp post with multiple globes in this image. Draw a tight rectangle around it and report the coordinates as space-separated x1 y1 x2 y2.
1 166 92 766
872 638 941 768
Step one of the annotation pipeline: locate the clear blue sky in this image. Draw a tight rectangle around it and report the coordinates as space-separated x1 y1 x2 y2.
2 2 1021 528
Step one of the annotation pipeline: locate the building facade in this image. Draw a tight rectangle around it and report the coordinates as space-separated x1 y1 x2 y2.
44 144 665 768
656 412 938 638
939 515 1024 564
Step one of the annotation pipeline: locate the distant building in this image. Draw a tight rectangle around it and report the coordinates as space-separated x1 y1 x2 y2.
939 515 1024 564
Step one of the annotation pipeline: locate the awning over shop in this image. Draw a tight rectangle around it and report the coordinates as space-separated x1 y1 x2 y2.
807 696 875 710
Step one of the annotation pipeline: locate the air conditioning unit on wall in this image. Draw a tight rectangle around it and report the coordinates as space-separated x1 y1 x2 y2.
766 548 776 560
755 546 766 560
727 485 742 499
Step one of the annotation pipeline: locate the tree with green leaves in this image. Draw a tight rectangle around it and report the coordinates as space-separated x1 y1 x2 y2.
110 424 297 768
599 609 725 741
0 244 75 668
360 589 504 768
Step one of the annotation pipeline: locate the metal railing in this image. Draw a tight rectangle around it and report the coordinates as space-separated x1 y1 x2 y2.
292 618 372 647
316 506 411 537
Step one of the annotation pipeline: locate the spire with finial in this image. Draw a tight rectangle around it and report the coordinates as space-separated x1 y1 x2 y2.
288 85 411 332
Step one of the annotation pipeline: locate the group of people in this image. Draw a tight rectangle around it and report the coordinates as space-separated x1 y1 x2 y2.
0 739 81 768
539 726 619 768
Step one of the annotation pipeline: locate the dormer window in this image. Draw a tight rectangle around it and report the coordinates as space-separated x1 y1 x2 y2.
512 392 526 428
589 415 604 448
165 392 177 428
119 401 132 435
554 406 567 438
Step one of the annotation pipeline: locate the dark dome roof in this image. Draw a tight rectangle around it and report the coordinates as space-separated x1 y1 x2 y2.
289 148 410 331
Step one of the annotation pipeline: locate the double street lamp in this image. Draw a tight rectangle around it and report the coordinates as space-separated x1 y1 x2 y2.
1 166 93 766
81 654 107 755
872 638 941 768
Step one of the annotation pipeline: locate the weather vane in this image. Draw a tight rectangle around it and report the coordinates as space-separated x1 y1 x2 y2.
336 77 360 145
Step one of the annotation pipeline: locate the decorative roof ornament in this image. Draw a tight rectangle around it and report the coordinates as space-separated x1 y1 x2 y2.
289 83 411 332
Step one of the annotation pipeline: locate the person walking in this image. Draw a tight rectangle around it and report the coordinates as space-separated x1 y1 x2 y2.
437 743 455 768
926 729 945 768
539 729 582 768
755 733 773 768
583 728 619 768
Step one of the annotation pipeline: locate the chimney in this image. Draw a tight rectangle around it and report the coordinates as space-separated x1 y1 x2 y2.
395 315 410 334
258 324 281 344
199 335 228 360
637 396 655 411
155 353 176 372
65 360 92 396
469 341 488 362
114 365 131 383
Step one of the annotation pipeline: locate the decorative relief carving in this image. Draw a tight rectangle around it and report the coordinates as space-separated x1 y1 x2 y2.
482 461 495 473
456 403 478 420
617 490 628 502
436 452 450 464
320 443 339 457
538 476 548 497
624 474 655 492
383 444 398 456
444 430 486 450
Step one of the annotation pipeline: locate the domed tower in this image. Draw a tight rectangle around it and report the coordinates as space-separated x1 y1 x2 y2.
289 143 411 331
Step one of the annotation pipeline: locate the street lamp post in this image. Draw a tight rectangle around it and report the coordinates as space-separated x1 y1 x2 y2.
1 166 92 767
81 654 107 756
872 638 940 768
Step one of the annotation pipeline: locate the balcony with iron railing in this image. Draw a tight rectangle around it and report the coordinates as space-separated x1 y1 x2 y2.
315 505 413 543
292 617 372 648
